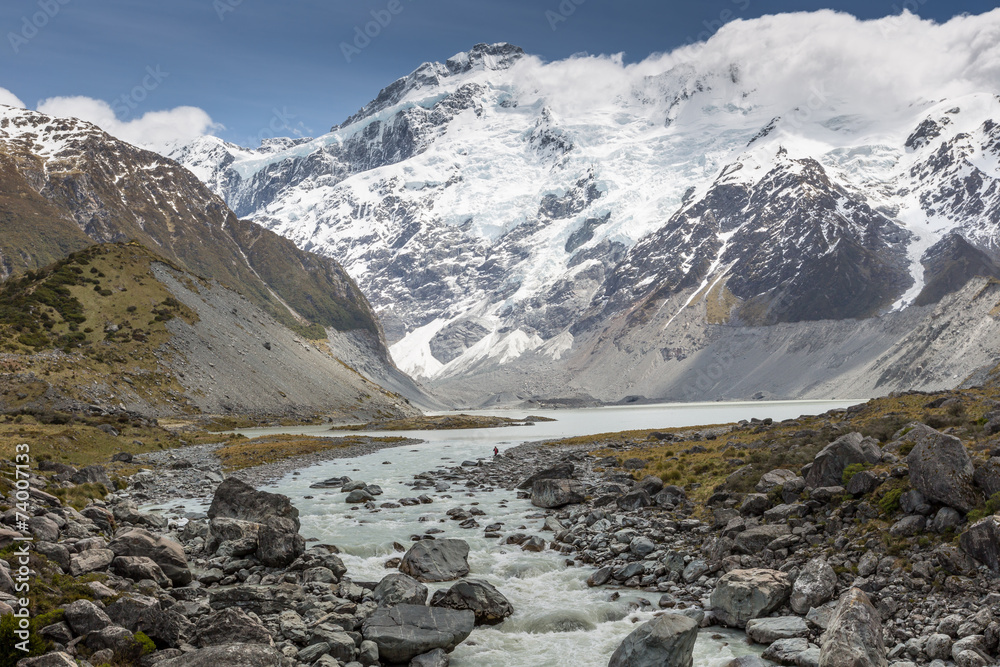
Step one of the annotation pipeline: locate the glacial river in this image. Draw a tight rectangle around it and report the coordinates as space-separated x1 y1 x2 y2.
193 400 861 666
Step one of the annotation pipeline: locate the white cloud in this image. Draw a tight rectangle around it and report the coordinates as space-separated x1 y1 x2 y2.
508 9 1000 129
35 95 219 153
0 87 25 108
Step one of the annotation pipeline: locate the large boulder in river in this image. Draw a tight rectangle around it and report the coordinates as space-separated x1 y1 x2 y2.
430 579 513 626
958 515 1000 572
399 539 471 582
608 613 699 667
373 573 429 607
805 433 881 489
157 644 284 667
362 604 474 663
905 425 980 513
531 479 586 508
818 588 887 667
790 557 837 614
207 477 300 530
710 569 792 628
517 462 574 490
109 528 191 586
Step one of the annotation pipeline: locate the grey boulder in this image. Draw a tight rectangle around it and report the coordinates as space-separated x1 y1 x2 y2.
905 425 980 513
108 528 192 586
791 557 837 614
157 644 284 666
958 515 1000 572
746 616 811 643
207 477 300 530
607 613 699 667
805 433 881 489
362 604 474 663
532 478 586 508
399 539 471 582
430 579 514 625
818 588 887 667
373 572 429 607
194 607 273 647
710 568 792 628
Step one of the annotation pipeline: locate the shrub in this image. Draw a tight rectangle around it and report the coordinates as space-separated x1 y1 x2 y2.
879 487 904 514
967 492 1000 524
0 613 49 667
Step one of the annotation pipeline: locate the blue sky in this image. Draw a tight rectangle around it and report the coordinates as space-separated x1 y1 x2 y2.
0 0 996 146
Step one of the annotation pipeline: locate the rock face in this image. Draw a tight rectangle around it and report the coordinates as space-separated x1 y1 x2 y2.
906 425 980 513
373 573 429 607
430 579 514 626
710 569 792 628
194 608 273 647
517 462 574 490
531 478 586 508
399 539 471 582
973 457 1000 498
108 529 192 586
958 515 1000 572
790 557 838 614
157 644 285 666
361 604 475 663
805 433 882 489
607 613 699 667
818 588 887 667
207 477 300 530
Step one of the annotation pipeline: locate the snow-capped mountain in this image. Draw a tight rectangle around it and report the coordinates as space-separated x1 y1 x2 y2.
169 14 1000 405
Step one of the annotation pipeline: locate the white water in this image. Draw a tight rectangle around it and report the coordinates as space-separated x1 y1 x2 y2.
153 400 861 666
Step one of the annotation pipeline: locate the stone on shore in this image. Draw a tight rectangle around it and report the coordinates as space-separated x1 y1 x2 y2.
156 644 285 666
958 515 1000 572
905 425 980 513
207 477 300 530
745 616 810 644
790 557 837 614
108 528 192 586
531 478 586 508
710 569 792 628
818 588 887 667
607 613 699 667
805 433 882 489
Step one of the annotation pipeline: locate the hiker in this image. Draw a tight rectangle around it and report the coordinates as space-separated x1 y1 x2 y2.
493 446 499 457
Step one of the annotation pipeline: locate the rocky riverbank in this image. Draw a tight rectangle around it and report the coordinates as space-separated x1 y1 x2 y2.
392 406 1000 666
3 391 1000 667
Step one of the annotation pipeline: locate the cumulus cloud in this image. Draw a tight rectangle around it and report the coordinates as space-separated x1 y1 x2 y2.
35 95 218 152
510 9 1000 127
0 87 25 108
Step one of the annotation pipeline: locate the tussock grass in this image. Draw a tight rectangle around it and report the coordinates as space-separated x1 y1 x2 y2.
216 434 409 470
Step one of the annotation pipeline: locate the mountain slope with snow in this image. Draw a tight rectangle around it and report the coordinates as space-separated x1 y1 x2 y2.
170 14 1000 405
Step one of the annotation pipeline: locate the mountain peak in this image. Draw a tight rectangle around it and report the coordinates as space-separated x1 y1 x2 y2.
334 42 525 131
444 42 525 74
